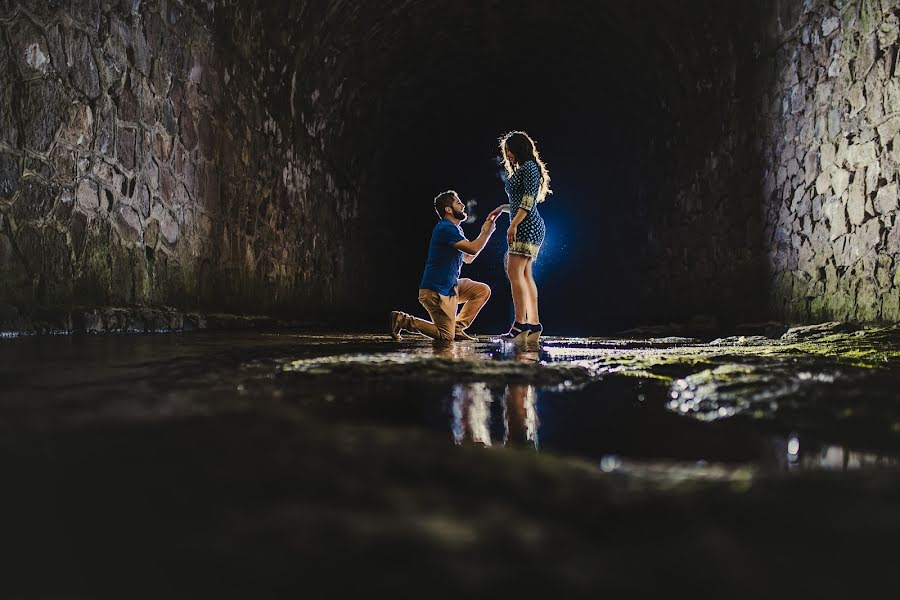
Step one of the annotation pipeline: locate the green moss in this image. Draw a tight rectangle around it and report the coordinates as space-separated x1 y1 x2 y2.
591 325 900 385
859 0 881 34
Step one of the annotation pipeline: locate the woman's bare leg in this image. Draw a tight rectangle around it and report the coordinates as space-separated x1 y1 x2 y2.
506 253 529 324
524 258 539 324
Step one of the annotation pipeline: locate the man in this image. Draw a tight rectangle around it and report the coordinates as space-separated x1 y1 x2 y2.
391 190 496 341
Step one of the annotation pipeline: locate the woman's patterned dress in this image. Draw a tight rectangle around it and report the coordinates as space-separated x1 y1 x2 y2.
504 159 546 258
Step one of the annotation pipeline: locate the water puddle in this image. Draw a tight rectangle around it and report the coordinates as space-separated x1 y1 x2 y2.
4 330 900 479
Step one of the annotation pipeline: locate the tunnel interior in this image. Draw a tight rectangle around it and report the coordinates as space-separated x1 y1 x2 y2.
3 0 899 334
352 1 771 334
231 0 772 334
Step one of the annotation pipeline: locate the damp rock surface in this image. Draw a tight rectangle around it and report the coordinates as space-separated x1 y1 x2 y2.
2 327 900 595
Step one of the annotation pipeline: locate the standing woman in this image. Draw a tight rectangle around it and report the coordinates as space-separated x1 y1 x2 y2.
488 131 552 342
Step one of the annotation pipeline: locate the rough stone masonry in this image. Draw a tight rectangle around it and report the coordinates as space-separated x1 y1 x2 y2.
760 0 900 323
0 0 365 332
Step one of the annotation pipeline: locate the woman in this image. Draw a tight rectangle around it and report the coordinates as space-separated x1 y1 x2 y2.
488 131 551 342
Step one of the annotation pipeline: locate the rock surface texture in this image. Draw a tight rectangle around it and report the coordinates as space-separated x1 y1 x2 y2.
0 0 367 324
759 0 900 322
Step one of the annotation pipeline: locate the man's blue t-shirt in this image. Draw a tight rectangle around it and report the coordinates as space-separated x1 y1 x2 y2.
419 219 466 296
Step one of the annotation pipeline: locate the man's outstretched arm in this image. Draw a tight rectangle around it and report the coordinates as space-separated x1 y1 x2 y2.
453 216 496 260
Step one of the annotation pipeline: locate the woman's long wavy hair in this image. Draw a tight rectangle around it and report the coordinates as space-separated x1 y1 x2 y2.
499 131 552 203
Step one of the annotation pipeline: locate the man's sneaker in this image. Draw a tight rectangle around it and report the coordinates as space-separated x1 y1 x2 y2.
390 311 406 340
454 330 476 341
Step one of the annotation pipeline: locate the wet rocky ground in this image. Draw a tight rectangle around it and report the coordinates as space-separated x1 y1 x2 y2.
2 323 900 597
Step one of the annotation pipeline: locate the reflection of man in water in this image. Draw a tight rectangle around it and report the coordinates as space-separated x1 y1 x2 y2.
391 190 496 341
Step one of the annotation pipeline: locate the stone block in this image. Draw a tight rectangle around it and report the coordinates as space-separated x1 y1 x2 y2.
104 16 130 76
846 141 878 170
13 177 58 222
58 103 94 148
885 78 900 114
849 83 866 117
114 204 143 244
878 116 900 150
0 151 20 201
159 208 179 245
19 78 66 152
860 0 881 34
878 14 899 50
70 0 102 33
50 146 76 183
179 109 198 150
144 218 159 250
132 22 151 76
152 128 172 162
876 255 893 288
822 15 840 36
146 158 160 193
856 279 882 321
45 22 67 79
855 32 878 80
67 30 100 99
8 15 51 79
861 217 884 252
136 183 151 219
831 167 850 196
815 170 831 195
882 289 900 320
76 177 99 214
824 198 849 239
848 171 866 225
159 166 176 204
866 161 882 196
117 127 137 171
116 86 139 123
825 261 839 293
875 183 899 215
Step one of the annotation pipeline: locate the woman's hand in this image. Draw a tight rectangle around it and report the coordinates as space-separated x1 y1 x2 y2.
488 205 505 220
507 224 517 244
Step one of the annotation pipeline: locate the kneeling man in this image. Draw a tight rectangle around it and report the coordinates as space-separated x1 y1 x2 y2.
391 190 496 341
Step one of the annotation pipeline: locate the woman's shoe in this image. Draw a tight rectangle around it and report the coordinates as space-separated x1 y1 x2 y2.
499 322 530 343
526 323 543 342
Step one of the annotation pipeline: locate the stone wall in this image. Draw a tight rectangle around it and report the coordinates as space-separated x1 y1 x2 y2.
759 0 900 322
0 0 366 329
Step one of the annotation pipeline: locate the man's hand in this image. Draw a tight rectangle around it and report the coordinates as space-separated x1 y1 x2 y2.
507 224 517 244
481 215 497 236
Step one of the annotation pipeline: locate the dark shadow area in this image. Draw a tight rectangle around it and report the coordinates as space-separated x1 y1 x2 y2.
323 0 775 335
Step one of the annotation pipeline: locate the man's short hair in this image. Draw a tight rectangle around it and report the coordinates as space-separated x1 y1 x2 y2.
434 190 458 218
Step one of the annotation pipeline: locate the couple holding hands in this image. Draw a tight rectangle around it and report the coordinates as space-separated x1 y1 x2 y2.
391 131 552 343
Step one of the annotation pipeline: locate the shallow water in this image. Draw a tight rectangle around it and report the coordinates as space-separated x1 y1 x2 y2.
7 331 898 471
3 329 900 595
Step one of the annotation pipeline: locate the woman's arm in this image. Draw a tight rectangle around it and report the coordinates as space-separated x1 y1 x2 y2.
488 204 510 220
507 208 528 243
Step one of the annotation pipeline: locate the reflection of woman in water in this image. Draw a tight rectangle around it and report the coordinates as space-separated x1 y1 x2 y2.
503 384 539 448
450 383 539 449
488 131 552 343
449 349 540 449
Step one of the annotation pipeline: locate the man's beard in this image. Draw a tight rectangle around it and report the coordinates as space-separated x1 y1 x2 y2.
452 209 466 220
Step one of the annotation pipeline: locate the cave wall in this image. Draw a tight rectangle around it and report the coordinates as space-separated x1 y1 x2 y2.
0 0 366 330
759 0 900 322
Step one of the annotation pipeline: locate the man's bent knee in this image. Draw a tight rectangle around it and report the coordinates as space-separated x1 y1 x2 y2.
437 329 455 341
